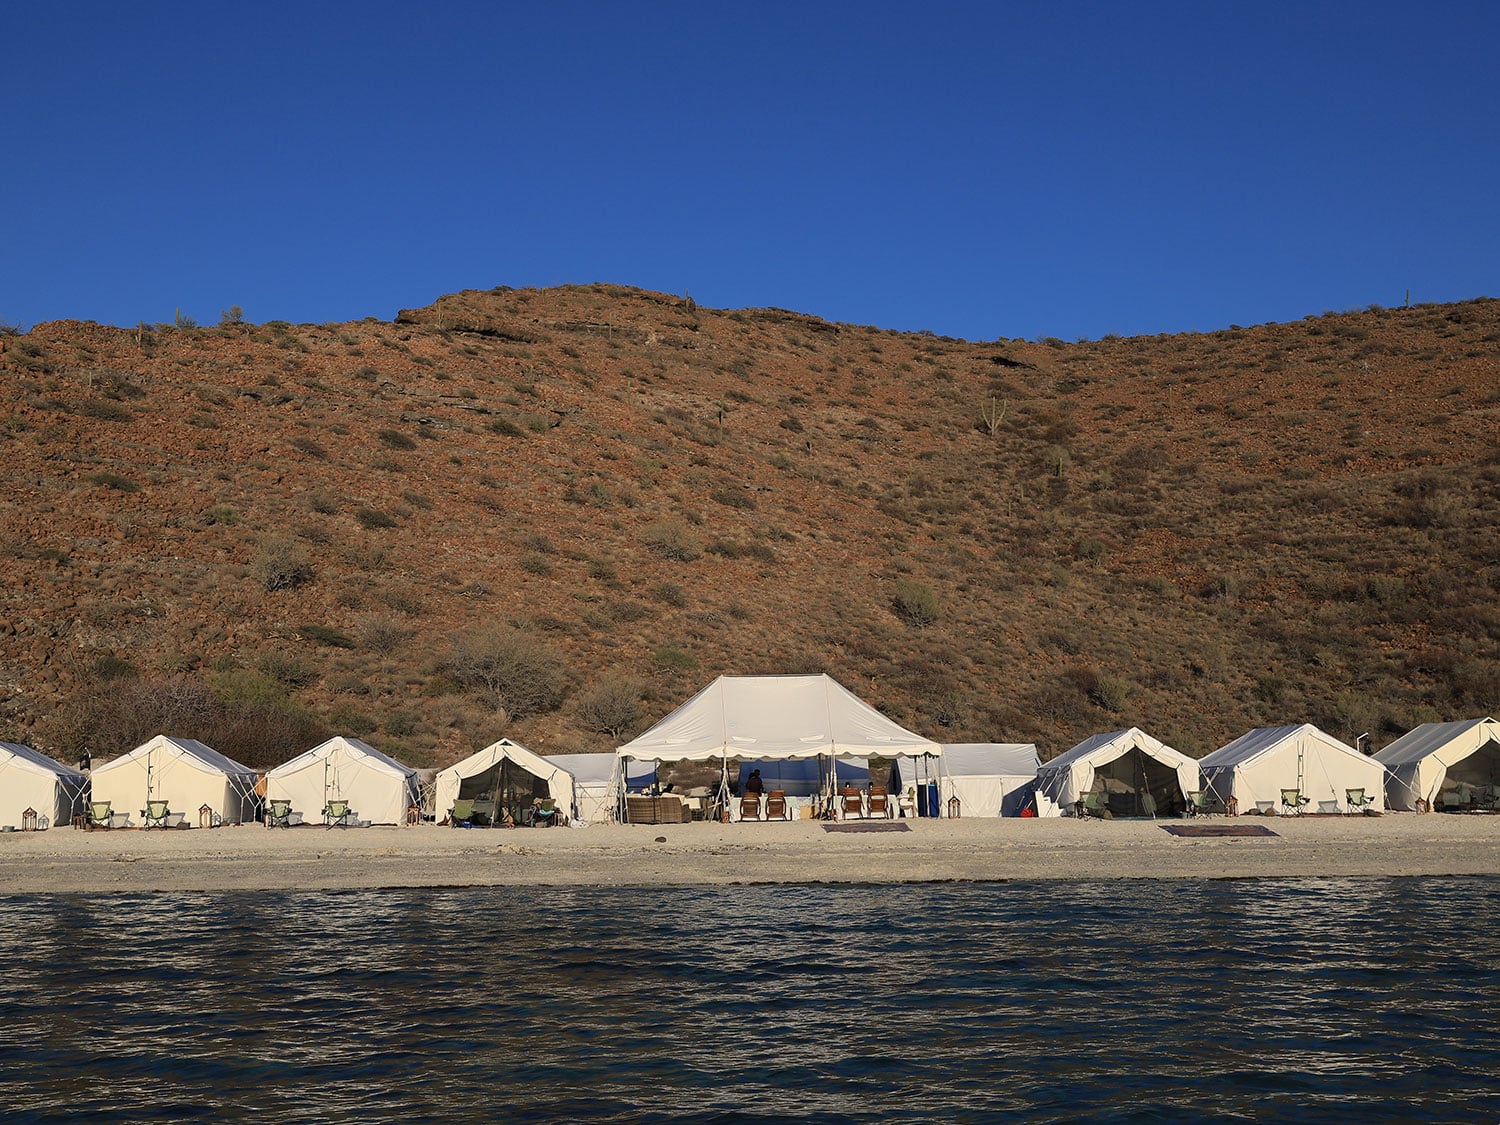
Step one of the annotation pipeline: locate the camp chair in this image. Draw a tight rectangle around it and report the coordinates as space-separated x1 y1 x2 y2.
469 798 497 827
867 785 891 819
1185 791 1211 818
764 790 789 821
1280 789 1310 816
739 793 762 821
1345 788 1374 814
87 800 113 830
449 798 475 827
266 799 293 829
841 787 865 819
1080 792 1107 818
324 799 353 828
143 799 171 829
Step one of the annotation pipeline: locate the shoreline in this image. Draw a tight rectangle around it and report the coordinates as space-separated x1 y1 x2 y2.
2 813 1498 894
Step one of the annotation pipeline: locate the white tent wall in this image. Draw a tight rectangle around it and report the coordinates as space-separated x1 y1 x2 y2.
89 736 258 826
1034 729 1197 818
935 744 1040 817
544 752 627 823
1200 724 1386 815
266 736 418 825
0 743 88 828
433 739 576 826
1375 718 1500 810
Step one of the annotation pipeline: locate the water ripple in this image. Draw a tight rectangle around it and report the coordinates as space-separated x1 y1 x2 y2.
0 877 1496 1122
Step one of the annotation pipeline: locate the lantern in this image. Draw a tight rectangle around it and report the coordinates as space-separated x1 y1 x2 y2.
947 796 962 819
22 807 38 832
199 803 213 829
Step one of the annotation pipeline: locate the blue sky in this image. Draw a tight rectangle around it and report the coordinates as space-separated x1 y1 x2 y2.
3 2 1496 341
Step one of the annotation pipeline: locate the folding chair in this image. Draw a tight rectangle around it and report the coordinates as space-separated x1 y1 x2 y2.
143 800 171 829
1345 788 1374 814
87 800 113 830
266 799 293 828
1280 788 1310 816
324 799 353 828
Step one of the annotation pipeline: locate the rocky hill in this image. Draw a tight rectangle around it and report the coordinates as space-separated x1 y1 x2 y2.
2 286 1496 769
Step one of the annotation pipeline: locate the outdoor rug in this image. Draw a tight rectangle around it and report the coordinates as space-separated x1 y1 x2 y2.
823 822 911 833
1160 824 1279 838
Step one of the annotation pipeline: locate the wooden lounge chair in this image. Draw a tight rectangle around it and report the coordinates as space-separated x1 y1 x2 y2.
867 785 891 819
266 799 293 828
764 790 789 821
739 793 762 821
841 787 864 819
1280 788 1310 816
87 800 112 831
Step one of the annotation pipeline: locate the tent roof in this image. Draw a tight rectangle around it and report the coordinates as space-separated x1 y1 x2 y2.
1040 728 1189 772
940 743 1039 777
269 735 416 779
1375 718 1499 766
99 735 257 778
617 674 941 762
543 752 619 786
1199 723 1358 769
0 742 86 781
438 737 569 786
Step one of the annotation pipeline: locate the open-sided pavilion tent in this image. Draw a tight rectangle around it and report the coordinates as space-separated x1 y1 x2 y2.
544 752 658 823
1035 728 1197 818
0 742 88 829
616 674 943 817
922 744 1040 817
434 738 576 826
90 735 258 827
266 736 418 826
1200 723 1386 815
1375 717 1500 810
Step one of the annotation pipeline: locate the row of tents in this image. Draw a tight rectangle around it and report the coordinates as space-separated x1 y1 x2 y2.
3 675 1498 828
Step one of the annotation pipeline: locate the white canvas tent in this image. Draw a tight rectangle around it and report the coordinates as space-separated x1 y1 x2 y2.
1375 718 1500 811
544 752 636 823
1035 728 1197 818
434 738 576 826
616 674 943 814
924 744 1040 817
0 742 88 829
266 736 418 826
90 735 258 827
1200 724 1386 815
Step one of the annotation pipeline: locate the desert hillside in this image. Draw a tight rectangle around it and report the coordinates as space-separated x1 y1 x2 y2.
2 286 1496 769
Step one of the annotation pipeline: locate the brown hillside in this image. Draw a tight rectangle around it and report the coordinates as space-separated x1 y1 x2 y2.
1 286 1497 769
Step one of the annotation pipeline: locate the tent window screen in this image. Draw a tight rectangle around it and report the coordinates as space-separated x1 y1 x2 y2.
1090 749 1183 817
1445 739 1500 791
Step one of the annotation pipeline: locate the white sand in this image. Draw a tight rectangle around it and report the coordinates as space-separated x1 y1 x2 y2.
1 813 1498 894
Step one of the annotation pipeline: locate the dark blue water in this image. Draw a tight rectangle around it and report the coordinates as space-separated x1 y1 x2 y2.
2 878 1496 1123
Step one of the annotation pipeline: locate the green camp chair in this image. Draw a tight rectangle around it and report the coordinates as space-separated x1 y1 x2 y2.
1345 788 1374 814
143 799 171 829
323 799 353 828
1080 792 1107 819
266 799 293 829
87 800 113 830
1185 791 1212 818
448 798 475 827
532 798 560 827
1281 788 1310 816
469 798 497 827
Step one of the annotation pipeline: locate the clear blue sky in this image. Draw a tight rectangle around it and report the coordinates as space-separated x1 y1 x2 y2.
4 2 1496 341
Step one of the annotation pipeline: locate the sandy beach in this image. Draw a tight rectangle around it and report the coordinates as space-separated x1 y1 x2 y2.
0 813 1497 894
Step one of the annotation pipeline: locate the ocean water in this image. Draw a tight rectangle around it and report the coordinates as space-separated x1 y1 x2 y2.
2 878 1497 1123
